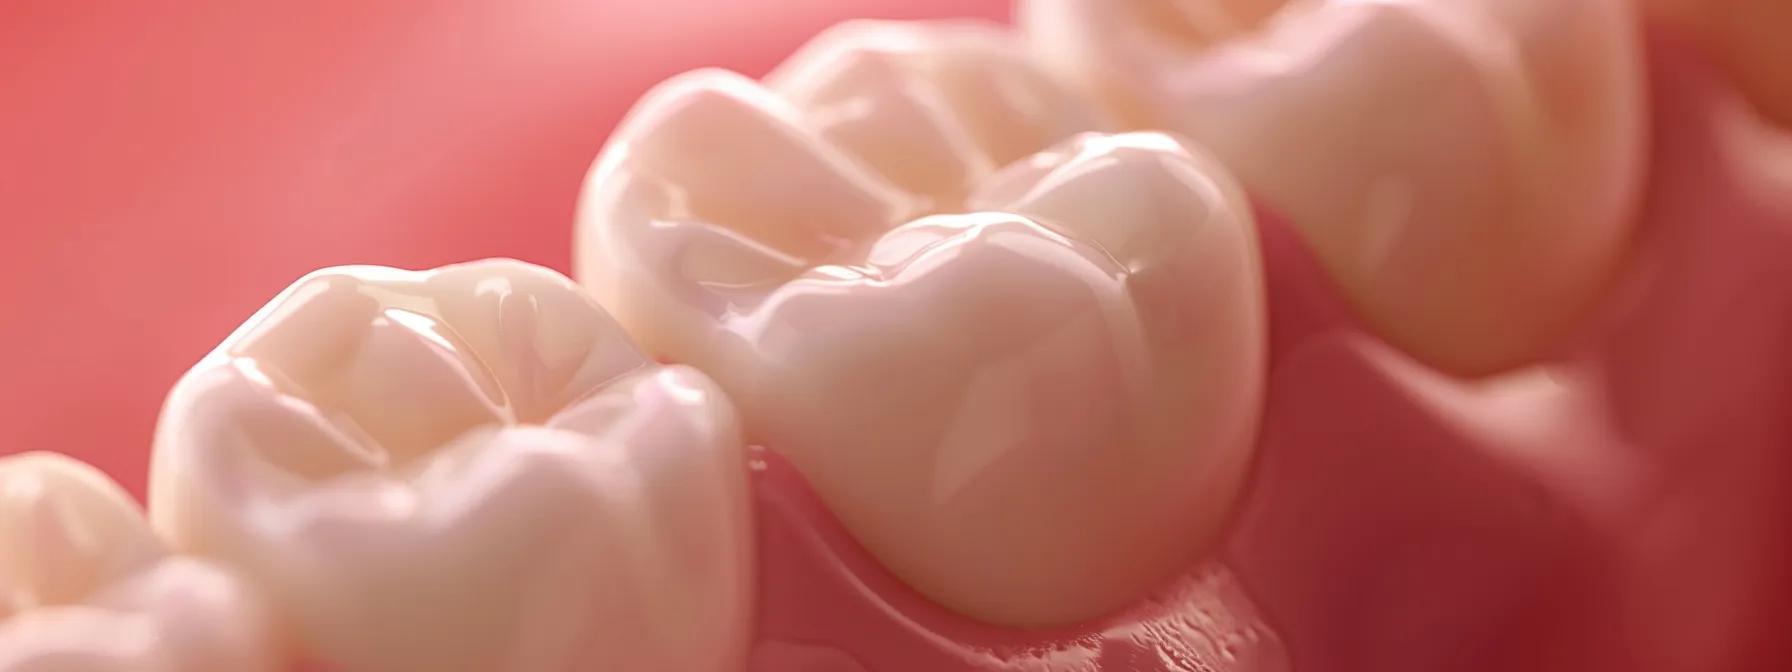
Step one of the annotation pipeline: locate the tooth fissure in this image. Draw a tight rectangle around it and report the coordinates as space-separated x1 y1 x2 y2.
580 17 1262 626
152 261 755 671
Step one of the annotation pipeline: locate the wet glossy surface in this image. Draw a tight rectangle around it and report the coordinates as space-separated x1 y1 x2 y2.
748 444 1289 672
744 37 1792 672
149 260 756 672
580 38 1268 626
0 0 1009 505
1023 0 1646 377
4 4 1789 671
766 20 1106 211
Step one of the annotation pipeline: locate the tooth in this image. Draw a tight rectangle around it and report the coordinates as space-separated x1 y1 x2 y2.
1644 0 1792 126
1021 0 1647 375
0 452 279 672
765 20 1105 210
580 54 1265 627
149 259 755 672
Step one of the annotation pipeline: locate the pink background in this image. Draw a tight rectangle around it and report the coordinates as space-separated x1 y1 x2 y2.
0 1 1004 498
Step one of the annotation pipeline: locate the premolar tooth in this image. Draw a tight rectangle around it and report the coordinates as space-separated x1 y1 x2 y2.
0 453 279 672
581 42 1265 627
150 259 755 672
1021 0 1646 375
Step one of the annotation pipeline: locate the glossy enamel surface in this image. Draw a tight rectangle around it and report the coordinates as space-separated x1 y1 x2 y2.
579 21 1266 628
1022 0 1647 376
149 260 755 672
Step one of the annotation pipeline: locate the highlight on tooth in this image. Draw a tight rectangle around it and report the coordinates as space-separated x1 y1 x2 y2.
579 21 1267 628
0 452 279 672
1021 0 1648 376
148 259 755 672
765 19 1107 210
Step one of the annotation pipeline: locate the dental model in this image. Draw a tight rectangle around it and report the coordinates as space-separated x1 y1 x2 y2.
578 20 1267 628
0 452 278 672
1021 0 1647 375
148 260 755 672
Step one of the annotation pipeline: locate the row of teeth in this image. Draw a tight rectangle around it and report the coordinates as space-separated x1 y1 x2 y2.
1 0 1767 670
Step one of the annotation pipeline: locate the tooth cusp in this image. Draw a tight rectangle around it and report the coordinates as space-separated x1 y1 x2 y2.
0 453 280 672
149 259 756 672
580 23 1267 627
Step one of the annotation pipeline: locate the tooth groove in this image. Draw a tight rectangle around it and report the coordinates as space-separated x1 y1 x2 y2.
767 20 1105 211
151 260 754 672
582 29 1267 626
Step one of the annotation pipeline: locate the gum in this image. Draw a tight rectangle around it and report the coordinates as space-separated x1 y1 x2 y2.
746 33 1791 672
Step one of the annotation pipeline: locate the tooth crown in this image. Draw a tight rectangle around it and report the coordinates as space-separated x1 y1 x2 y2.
1022 0 1646 375
580 20 1265 628
765 20 1107 210
150 259 755 672
0 453 277 672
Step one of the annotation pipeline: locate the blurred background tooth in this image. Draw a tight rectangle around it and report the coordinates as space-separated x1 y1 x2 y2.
0 453 162 615
1124 0 1289 47
150 260 754 672
768 20 1103 210
0 453 279 672
1022 0 1646 376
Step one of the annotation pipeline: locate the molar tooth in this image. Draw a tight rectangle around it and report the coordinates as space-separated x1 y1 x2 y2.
0 453 279 672
150 259 755 672
578 70 914 370
767 20 1105 208
581 37 1266 627
1022 0 1646 375
591 70 911 264
229 269 512 467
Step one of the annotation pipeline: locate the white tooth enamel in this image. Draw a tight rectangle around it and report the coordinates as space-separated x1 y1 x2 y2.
766 20 1105 209
0 453 279 672
580 28 1264 626
149 260 754 672
0 453 161 615
1021 0 1645 375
